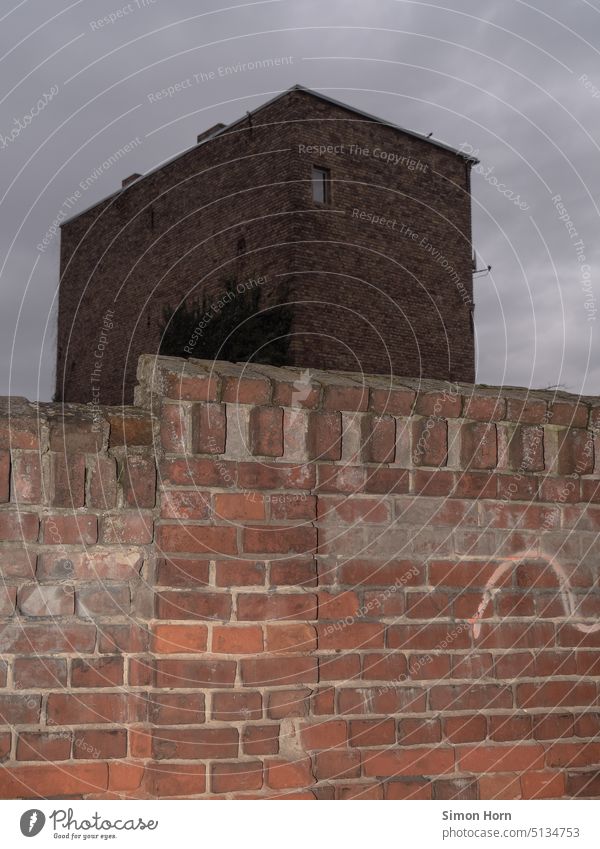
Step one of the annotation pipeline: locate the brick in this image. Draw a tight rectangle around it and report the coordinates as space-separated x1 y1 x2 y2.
243 525 316 555
488 714 533 742
384 779 431 799
212 626 263 654
0 511 38 541
364 467 410 494
0 451 10 503
362 652 408 681
479 773 522 800
504 425 544 471
76 584 130 617
161 457 237 487
157 524 236 554
454 471 497 498
361 414 395 463
369 386 415 416
545 741 600 770
265 757 315 788
318 496 390 524
433 778 478 800
122 454 156 507
49 413 104 451
160 402 188 452
222 375 271 405
16 732 71 762
238 461 315 491
238 593 317 621
18 584 74 617
49 452 85 507
556 428 594 474
463 393 505 422
0 414 39 450
566 771 600 797
241 657 317 687
107 410 152 445
148 692 205 725
155 659 236 689
157 556 210 586
73 729 127 759
97 624 148 653
37 548 143 581
158 366 220 403
267 689 310 718
13 657 67 688
307 411 342 460
460 422 497 469
212 692 262 721
301 720 347 750
458 744 545 773
0 546 36 578
315 749 360 779
41 514 97 545
411 418 447 466
521 771 565 799
550 400 588 428
444 715 487 743
214 492 265 520
71 657 124 688
349 719 396 746
0 694 41 725
265 624 316 653
0 623 96 654
269 494 316 522
190 403 226 455
152 727 238 760
0 584 16 616
516 681 596 708
0 763 108 798
364 747 454 777
46 693 138 725
152 624 208 653
242 724 279 755
211 761 263 793
161 490 211 520
415 390 462 418
319 652 360 681
318 622 384 650
505 396 548 424
397 718 441 745
144 762 205 796
533 714 573 741
156 590 231 621
215 559 265 586
249 406 283 456
87 456 117 508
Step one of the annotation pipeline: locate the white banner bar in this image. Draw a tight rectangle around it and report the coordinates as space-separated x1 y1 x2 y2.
1 799 597 848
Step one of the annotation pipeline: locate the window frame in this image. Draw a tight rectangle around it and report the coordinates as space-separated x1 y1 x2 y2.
311 165 331 205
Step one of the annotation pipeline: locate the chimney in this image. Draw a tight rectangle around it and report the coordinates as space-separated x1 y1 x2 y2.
197 123 225 144
121 173 141 188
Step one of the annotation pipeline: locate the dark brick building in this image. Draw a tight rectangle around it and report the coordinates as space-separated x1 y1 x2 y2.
56 84 477 404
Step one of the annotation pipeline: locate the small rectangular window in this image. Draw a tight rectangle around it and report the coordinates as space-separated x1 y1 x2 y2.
312 166 331 204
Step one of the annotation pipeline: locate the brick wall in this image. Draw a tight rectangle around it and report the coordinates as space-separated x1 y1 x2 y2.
1 356 599 799
57 87 474 405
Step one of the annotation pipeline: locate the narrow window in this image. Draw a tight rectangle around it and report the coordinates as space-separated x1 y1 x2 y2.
312 166 331 204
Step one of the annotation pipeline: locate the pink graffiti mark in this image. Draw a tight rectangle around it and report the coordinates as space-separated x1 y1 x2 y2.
467 552 600 639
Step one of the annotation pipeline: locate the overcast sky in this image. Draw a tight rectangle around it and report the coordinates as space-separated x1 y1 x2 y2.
1 0 600 400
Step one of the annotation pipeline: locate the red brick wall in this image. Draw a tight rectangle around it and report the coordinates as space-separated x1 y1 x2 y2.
1 356 599 799
57 88 474 405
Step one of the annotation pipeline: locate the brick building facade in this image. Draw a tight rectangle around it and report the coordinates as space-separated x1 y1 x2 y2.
56 85 476 405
